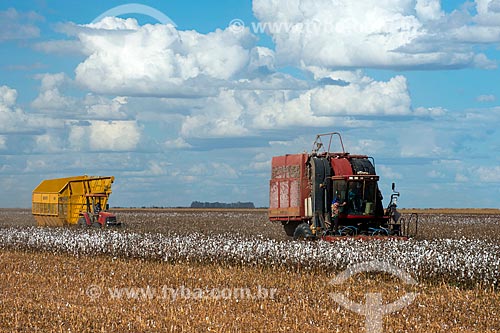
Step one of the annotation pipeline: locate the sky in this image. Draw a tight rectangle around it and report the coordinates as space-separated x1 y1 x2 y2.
1 0 500 208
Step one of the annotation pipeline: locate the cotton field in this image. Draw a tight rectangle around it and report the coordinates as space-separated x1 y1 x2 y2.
0 210 499 286
1 209 499 332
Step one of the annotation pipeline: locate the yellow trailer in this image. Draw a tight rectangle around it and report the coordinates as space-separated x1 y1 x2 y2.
32 176 115 227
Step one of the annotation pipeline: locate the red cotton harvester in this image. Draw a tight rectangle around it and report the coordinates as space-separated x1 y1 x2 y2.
269 132 418 240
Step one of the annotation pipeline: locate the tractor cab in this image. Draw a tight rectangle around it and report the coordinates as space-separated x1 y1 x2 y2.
78 193 120 228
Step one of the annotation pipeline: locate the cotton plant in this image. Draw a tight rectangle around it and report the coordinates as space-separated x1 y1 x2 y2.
0 226 498 287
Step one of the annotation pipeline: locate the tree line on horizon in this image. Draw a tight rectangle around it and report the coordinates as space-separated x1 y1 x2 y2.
190 201 255 209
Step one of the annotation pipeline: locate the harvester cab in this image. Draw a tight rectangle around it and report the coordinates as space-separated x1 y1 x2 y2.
268 132 418 240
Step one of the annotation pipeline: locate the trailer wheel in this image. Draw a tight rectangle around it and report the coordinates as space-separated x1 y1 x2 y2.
293 223 314 240
78 218 87 228
283 221 300 237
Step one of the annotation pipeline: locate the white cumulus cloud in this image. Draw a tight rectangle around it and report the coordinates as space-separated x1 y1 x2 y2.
177 70 434 139
0 85 17 109
181 90 250 138
73 18 257 96
164 137 192 150
83 95 129 120
69 121 141 151
311 76 412 116
0 8 43 42
476 94 496 102
475 166 500 182
0 135 6 150
252 0 497 69
31 73 74 111
0 85 26 133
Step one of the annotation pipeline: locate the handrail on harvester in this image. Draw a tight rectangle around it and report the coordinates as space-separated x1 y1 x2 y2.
312 132 346 154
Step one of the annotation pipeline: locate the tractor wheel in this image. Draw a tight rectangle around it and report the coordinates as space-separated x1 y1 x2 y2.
92 222 102 229
77 218 87 228
283 221 300 237
293 223 314 240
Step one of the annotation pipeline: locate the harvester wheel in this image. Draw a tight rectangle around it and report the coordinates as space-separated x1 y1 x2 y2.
283 221 300 237
293 223 314 240
92 222 102 229
77 218 87 228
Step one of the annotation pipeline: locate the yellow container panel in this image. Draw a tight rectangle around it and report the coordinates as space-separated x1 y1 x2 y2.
34 215 64 227
66 194 88 225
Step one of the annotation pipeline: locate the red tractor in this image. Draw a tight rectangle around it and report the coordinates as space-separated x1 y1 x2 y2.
78 193 120 228
269 132 417 240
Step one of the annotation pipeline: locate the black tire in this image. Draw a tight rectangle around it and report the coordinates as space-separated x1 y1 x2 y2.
92 222 102 229
293 223 314 240
283 221 300 237
78 217 87 228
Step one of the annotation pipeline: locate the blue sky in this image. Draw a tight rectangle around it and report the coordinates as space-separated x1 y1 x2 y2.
1 0 500 208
